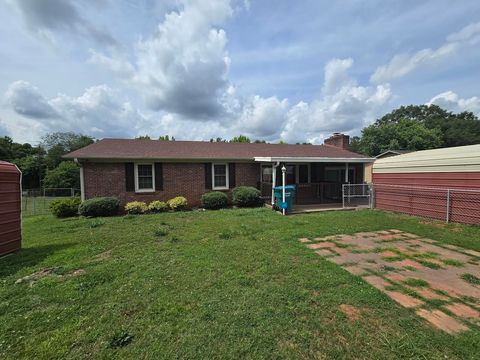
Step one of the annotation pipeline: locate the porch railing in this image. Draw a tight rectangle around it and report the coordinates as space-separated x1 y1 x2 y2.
260 182 343 205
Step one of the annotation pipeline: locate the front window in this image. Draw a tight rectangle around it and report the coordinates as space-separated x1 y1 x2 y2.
135 164 155 192
212 163 229 189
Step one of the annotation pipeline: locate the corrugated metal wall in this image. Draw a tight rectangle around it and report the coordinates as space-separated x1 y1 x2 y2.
0 161 22 256
372 145 480 224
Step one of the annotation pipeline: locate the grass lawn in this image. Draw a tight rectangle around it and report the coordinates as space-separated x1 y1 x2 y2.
1 208 480 359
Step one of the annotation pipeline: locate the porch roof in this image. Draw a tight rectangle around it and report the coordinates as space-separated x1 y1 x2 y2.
254 156 375 163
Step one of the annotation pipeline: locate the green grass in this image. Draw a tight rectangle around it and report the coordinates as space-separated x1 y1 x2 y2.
461 273 480 286
442 259 464 267
403 278 429 288
1 209 480 359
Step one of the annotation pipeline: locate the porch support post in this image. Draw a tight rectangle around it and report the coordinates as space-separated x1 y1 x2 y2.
345 162 349 183
282 165 286 216
271 162 277 206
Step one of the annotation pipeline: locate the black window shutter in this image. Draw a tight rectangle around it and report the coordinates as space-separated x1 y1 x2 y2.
125 163 135 192
154 163 163 191
228 163 236 188
204 163 212 189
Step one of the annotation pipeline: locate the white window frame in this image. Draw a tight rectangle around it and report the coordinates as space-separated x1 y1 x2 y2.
212 163 229 190
134 163 155 192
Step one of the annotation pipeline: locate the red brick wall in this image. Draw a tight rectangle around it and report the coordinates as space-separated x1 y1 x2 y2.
83 162 261 207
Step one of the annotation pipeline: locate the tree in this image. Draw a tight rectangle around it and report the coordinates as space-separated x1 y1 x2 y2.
136 135 151 140
158 135 175 141
13 154 46 189
355 119 443 156
210 137 226 142
41 132 94 169
352 104 480 156
254 139 267 143
230 135 251 143
43 161 80 189
0 136 39 162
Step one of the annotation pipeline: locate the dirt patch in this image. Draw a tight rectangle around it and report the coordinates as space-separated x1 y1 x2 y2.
93 250 111 262
15 268 86 286
15 268 56 287
339 304 361 321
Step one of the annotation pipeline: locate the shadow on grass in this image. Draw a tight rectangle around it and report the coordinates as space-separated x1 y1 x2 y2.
0 243 73 279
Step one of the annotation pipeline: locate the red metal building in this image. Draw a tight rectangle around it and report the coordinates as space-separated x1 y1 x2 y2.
0 161 22 255
372 145 480 224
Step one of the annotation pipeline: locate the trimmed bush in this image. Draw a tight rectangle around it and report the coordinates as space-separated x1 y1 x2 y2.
148 200 168 213
125 201 148 215
201 191 228 210
167 196 188 211
49 196 81 218
232 186 263 207
78 197 119 217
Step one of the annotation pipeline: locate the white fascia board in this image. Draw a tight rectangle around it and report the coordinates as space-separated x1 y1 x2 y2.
254 157 375 163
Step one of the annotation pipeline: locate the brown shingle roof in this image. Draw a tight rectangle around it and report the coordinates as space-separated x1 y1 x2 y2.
64 138 370 160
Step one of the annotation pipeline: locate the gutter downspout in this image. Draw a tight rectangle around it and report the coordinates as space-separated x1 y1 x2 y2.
271 161 280 206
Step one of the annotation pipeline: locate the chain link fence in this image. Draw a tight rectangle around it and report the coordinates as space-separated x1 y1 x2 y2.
372 184 480 225
22 188 80 216
342 184 373 208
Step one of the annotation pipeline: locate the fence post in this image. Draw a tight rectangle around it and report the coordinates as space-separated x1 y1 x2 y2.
342 184 345 208
446 189 451 223
71 188 74 197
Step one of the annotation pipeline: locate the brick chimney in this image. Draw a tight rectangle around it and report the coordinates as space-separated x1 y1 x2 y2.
324 133 350 150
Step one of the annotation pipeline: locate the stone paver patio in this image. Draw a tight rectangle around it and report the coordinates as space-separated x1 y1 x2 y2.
300 230 480 334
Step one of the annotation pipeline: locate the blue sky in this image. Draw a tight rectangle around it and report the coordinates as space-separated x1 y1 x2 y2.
1 0 479 144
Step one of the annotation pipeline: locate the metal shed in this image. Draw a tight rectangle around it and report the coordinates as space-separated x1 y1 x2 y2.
0 160 22 256
372 145 480 224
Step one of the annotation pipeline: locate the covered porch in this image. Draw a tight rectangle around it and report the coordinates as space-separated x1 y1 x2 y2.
255 156 374 212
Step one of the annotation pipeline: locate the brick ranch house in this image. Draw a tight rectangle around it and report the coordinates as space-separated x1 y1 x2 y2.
64 133 374 207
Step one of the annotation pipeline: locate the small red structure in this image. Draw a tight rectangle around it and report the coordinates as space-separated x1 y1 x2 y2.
0 160 22 256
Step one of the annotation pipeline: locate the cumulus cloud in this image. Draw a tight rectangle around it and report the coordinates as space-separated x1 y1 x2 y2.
280 58 392 143
3 81 147 138
4 81 58 119
8 0 116 46
371 22 480 83
91 0 232 118
428 91 480 115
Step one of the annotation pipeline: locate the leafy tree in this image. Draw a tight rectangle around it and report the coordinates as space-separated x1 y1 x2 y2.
0 136 40 161
41 132 94 169
355 119 443 156
352 104 480 156
254 139 267 143
158 135 175 141
43 161 80 189
210 137 226 142
136 135 151 140
230 135 251 143
13 154 46 189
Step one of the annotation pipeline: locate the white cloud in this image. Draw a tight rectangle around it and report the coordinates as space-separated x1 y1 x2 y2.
281 59 392 143
236 96 289 138
428 91 480 115
3 81 148 139
371 22 480 83
91 0 233 118
4 80 58 119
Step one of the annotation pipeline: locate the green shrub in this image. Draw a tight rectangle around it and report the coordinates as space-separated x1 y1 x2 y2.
78 197 119 217
167 196 188 211
232 186 263 207
148 200 168 213
201 191 228 210
49 196 81 218
125 201 148 215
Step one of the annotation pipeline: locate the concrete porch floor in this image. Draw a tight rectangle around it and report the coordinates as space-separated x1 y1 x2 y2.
290 203 357 214
265 202 360 214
